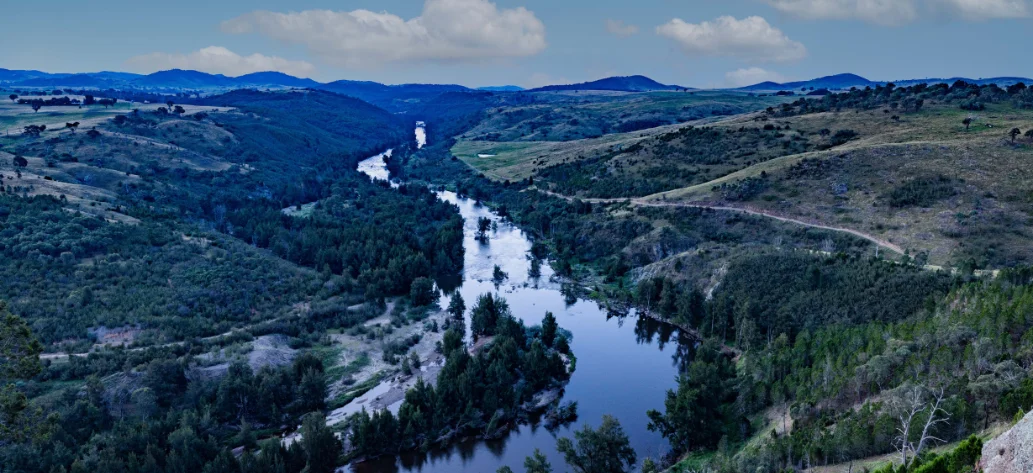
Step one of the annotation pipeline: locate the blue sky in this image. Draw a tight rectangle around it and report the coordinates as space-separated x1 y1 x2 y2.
1 0 1032 88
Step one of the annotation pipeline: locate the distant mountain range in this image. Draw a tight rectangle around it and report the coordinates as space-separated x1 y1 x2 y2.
2 68 1031 98
0 68 327 90
528 75 688 93
734 73 1033 92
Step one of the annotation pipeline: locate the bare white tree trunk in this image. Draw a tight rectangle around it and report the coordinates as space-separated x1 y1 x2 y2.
893 385 950 468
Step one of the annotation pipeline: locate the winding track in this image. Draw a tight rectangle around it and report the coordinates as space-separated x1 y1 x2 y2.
536 189 905 255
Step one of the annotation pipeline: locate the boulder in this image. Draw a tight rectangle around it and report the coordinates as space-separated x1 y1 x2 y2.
981 411 1033 473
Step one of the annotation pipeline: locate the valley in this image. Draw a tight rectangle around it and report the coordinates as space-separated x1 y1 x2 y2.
1 67 1032 473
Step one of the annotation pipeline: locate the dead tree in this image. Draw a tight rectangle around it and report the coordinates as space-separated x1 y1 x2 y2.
893 386 950 468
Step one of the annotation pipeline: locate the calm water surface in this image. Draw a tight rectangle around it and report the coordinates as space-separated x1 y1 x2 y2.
352 126 689 473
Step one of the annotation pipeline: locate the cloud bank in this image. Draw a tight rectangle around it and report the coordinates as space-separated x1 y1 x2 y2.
762 0 1031 24
125 46 316 77
221 0 547 68
657 16 807 62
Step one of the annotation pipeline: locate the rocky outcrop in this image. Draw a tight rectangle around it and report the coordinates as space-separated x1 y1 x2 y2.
981 411 1033 473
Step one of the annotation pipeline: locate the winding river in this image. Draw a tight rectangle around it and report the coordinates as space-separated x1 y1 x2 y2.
352 124 690 473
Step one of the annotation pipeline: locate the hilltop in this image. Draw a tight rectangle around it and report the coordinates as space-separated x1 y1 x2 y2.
529 75 688 92
738 72 1033 92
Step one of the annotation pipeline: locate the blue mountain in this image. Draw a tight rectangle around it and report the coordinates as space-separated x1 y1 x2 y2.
738 73 875 92
737 73 1033 92
529 75 688 92
131 69 236 88
235 72 320 88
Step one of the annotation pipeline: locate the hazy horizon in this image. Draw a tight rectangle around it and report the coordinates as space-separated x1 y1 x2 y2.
2 0 1032 89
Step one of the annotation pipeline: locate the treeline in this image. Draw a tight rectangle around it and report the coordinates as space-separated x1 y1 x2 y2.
636 252 956 343
651 268 1033 472
223 183 465 300
772 80 1033 117
348 294 572 459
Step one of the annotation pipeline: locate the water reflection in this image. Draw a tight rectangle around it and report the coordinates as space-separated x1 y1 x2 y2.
352 132 693 473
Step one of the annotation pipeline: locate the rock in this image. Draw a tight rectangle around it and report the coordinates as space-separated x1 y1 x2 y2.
981 411 1033 473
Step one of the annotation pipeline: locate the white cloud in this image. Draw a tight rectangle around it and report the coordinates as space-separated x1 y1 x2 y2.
762 0 919 25
221 0 547 68
725 67 788 87
125 46 316 77
932 0 1031 20
605 19 640 37
762 0 1030 24
656 16 806 62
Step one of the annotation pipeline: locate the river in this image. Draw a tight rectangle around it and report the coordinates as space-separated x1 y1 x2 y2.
351 124 689 473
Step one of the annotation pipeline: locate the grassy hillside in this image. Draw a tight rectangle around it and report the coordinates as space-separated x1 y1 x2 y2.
453 84 1033 268
644 102 1033 268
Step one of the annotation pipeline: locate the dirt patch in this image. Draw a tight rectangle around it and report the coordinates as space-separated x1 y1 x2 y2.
324 306 450 427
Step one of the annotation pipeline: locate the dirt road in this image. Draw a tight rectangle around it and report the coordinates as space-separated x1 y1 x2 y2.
535 189 905 255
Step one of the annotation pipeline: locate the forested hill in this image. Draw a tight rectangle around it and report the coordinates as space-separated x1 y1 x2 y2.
201 89 410 160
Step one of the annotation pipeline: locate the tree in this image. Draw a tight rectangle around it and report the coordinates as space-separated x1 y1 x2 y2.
173 105 186 115
65 122 80 134
447 292 465 319
295 369 327 414
1010 128 1022 142
524 448 553 473
12 156 28 167
962 118 972 131
529 257 542 279
819 128 831 139
31 102 41 113
541 311 558 348
300 413 341 473
446 292 466 331
22 124 45 137
647 340 733 454
1026 129 1033 142
492 265 508 285
409 277 436 307
166 100 175 111
471 293 511 338
142 359 187 407
476 217 492 241
8 94 16 102
892 386 950 468
0 301 44 443
83 95 96 106
556 415 637 473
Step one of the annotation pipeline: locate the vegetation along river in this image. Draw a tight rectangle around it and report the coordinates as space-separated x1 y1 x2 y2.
351 124 688 473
